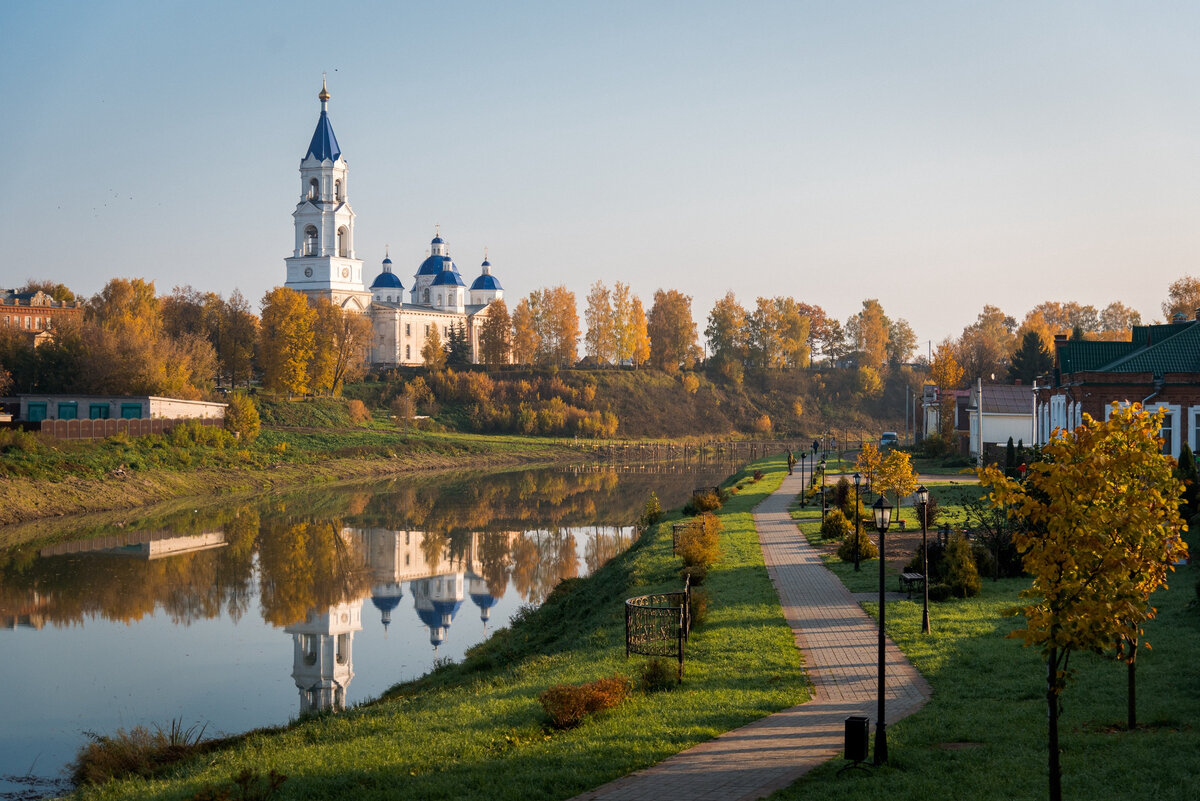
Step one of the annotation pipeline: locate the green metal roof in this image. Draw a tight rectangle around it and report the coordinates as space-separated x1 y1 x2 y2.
1057 340 1137 374
1099 322 1200 373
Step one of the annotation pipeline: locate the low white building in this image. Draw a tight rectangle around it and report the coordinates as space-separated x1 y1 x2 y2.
18 395 226 423
967 383 1035 460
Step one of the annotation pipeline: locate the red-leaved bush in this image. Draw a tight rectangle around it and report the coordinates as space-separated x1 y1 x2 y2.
538 676 632 729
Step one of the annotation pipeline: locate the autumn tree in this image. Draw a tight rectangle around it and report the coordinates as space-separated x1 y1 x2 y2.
795 302 829 367
219 290 258 388
1008 330 1053 385
479 298 512 365
511 298 538 364
1162 275 1200 321
584 281 615 364
887 318 917 365
855 442 882 495
310 300 372 394
847 299 889 368
422 323 447 370
980 404 1188 801
629 296 650 367
611 282 637 364
18 279 77 303
929 342 964 439
877 449 919 517
532 286 580 366
1098 301 1141 335
705 291 748 367
647 289 699 373
955 305 1016 384
259 287 317 396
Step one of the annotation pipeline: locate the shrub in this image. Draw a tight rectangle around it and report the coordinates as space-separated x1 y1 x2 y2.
971 543 995 579
680 564 707 586
753 414 772 434
222 394 260 445
928 582 952 602
683 489 722 516
837 529 878 562
187 769 287 801
689 588 708 628
638 492 663 529
71 720 208 786
752 470 764 482
905 541 945 577
347 399 371 424
681 373 700 394
820 509 854 541
678 513 722 569
942 534 981 598
640 659 677 692
538 676 631 729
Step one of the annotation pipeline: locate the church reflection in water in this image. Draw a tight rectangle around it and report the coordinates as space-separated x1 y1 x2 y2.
285 527 513 714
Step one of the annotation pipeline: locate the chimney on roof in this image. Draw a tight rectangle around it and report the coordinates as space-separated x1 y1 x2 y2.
1014 379 1022 386
1173 312 1187 324
1194 307 1200 321
1054 333 1067 341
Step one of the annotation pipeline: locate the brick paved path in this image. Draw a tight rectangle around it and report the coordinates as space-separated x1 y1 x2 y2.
572 471 931 801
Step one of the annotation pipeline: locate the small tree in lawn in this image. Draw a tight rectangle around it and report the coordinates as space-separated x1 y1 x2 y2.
877 449 919 515
980 403 1188 801
855 442 882 497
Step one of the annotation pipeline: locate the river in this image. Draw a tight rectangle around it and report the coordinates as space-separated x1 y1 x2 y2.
0 462 735 798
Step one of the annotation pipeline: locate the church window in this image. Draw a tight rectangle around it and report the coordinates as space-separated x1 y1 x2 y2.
301 635 318 666
334 179 342 200
304 226 319 256
337 226 349 257
405 323 411 336
423 288 430 303
437 293 443 306
307 178 319 200
336 634 349 665
405 345 410 359
424 324 430 336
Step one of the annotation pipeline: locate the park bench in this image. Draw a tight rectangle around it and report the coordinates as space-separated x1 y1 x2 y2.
898 572 925 598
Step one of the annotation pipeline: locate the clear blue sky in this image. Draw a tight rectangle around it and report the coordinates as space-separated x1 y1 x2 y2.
4 1 1200 350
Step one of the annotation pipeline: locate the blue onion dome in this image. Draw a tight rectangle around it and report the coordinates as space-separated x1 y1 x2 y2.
470 272 503 291
431 266 466 287
370 251 404 290
431 236 444 245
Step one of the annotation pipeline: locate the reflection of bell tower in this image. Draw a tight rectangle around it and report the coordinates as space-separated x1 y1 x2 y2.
467 571 499 631
358 528 406 633
284 600 363 715
412 571 464 651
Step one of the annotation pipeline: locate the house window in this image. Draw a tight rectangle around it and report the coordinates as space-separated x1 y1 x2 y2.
1161 413 1174 456
27 402 47 422
89 404 110 420
57 402 78 420
120 404 143 419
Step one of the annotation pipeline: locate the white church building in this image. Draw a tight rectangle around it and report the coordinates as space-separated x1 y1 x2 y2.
283 81 505 366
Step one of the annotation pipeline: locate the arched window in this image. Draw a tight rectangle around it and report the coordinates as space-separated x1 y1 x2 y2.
307 178 319 200
334 179 342 200
304 226 319 256
437 293 443 307
337 226 349 257
423 288 430 303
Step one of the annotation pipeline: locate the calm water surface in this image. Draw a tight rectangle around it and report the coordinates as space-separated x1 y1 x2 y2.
0 463 733 795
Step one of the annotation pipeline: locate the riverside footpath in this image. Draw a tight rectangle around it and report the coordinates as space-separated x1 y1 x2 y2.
573 470 931 801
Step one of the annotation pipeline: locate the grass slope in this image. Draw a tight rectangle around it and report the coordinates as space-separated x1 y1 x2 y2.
73 458 808 801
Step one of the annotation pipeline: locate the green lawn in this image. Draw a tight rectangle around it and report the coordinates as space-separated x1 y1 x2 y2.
74 460 809 800
771 519 1200 801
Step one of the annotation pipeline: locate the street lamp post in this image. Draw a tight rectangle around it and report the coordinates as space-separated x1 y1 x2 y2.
800 452 808 505
916 485 931 634
872 495 894 766
819 458 827 526
853 472 862 572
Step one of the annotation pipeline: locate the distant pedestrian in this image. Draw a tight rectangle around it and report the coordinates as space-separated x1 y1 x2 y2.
787 449 795 475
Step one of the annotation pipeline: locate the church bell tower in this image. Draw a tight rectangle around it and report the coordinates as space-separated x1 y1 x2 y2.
284 79 371 311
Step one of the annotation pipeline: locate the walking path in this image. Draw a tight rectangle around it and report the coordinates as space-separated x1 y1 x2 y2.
572 471 931 801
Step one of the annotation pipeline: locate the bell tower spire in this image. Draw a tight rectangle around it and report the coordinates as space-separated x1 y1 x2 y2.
284 80 371 312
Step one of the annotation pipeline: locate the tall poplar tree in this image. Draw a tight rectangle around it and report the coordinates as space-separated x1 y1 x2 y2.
584 281 615 364
259 287 316 396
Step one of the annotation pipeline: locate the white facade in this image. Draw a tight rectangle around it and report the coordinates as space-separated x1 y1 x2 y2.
283 83 507 366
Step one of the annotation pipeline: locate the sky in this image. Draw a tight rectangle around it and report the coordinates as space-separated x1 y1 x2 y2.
4 1 1200 353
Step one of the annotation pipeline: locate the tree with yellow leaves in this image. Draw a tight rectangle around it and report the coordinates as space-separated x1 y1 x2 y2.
877 449 919 514
980 403 1188 801
855 442 882 495
928 342 964 441
259 287 316 397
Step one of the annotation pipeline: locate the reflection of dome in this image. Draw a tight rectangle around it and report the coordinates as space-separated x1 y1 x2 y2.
470 591 499 623
370 584 403 630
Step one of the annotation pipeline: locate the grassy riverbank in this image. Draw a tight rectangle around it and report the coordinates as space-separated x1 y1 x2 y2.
778 488 1200 801
70 458 808 801
0 428 577 531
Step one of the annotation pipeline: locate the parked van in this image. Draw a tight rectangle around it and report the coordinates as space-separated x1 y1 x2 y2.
880 432 899 449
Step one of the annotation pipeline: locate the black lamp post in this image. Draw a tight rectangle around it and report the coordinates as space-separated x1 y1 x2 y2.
853 472 862 572
916 485 931 634
819 458 827 526
799 452 808 505
872 494 893 766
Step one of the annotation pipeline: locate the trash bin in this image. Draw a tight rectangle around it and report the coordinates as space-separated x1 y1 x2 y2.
844 716 869 763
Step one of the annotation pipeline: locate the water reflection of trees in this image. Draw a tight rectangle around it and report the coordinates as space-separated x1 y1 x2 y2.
0 466 724 630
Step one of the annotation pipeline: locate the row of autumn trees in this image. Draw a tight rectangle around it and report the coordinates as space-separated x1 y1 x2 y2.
476 283 917 376
0 279 373 399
